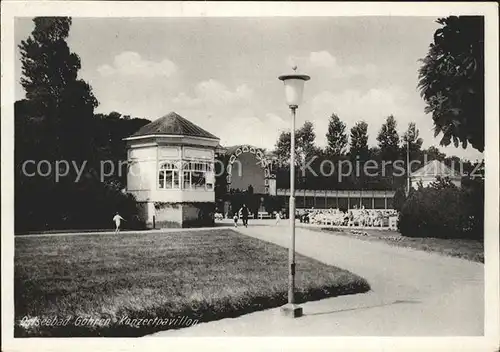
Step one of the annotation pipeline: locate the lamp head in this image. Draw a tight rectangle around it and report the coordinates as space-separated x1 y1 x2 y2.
278 67 310 107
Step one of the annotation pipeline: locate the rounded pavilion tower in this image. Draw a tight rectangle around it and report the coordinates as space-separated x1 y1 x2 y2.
124 112 220 228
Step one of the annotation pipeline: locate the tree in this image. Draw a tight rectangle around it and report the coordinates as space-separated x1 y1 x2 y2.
377 115 400 162
393 186 408 212
348 121 369 189
349 121 369 161
297 121 318 162
90 112 150 185
19 17 98 161
325 113 348 156
274 121 320 189
15 17 148 233
418 16 484 152
108 111 122 120
402 122 423 154
401 122 424 173
274 131 292 165
423 146 446 162
444 155 463 174
274 120 318 166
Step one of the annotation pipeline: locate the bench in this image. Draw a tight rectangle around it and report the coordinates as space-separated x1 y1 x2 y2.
258 212 272 219
225 213 255 219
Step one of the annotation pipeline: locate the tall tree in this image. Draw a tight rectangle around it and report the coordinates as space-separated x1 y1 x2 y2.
274 131 292 165
274 120 318 166
297 121 318 162
19 17 98 161
16 17 124 233
349 121 369 161
377 115 400 162
402 122 424 172
402 122 423 153
325 113 348 156
349 121 369 189
418 16 484 152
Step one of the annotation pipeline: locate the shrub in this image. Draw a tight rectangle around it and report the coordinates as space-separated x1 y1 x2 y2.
15 177 145 233
393 187 407 212
70 179 145 230
398 177 483 239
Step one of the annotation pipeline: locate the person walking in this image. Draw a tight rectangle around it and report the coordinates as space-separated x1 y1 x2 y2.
113 212 125 234
233 212 239 228
239 204 249 228
275 211 281 225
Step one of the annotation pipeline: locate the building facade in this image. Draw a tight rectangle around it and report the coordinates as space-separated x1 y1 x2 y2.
276 189 396 210
124 112 220 228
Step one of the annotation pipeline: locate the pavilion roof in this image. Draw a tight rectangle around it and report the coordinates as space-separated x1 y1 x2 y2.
130 111 219 140
411 159 461 178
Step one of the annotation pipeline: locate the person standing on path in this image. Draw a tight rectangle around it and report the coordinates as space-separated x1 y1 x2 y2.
113 212 125 234
239 204 249 228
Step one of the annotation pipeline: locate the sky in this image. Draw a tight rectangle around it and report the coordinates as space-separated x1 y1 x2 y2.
14 17 484 161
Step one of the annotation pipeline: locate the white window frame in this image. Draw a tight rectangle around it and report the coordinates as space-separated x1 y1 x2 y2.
158 161 180 189
182 160 214 191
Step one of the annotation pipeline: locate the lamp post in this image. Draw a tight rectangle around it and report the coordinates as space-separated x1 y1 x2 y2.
278 66 310 318
405 136 411 197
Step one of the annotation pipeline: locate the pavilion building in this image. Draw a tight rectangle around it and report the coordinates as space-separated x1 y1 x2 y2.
124 112 220 228
410 159 462 189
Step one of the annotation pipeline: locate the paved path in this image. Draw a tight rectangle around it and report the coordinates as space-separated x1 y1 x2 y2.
149 223 484 336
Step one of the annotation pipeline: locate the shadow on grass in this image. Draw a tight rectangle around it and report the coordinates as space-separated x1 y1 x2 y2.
14 229 371 338
15 283 370 337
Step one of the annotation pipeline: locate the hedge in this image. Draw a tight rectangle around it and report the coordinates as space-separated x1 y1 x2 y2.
398 177 483 240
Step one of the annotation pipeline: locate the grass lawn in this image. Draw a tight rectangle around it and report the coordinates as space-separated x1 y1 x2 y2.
319 227 484 263
15 229 369 337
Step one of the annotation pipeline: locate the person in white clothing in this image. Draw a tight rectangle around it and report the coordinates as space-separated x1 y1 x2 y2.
233 213 239 228
113 212 125 233
275 211 281 225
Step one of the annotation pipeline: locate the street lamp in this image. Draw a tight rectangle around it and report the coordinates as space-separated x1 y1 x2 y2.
278 66 310 318
402 135 411 197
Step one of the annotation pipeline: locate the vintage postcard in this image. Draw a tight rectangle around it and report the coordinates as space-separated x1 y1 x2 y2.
1 2 499 352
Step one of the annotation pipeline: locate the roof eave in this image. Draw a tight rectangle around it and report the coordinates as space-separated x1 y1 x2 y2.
123 134 220 142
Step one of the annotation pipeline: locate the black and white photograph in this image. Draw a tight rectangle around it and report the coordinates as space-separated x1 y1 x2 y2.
1 2 499 352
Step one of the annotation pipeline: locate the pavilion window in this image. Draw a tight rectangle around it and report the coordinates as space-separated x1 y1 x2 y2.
205 170 214 190
182 161 214 190
158 161 180 189
183 170 191 189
